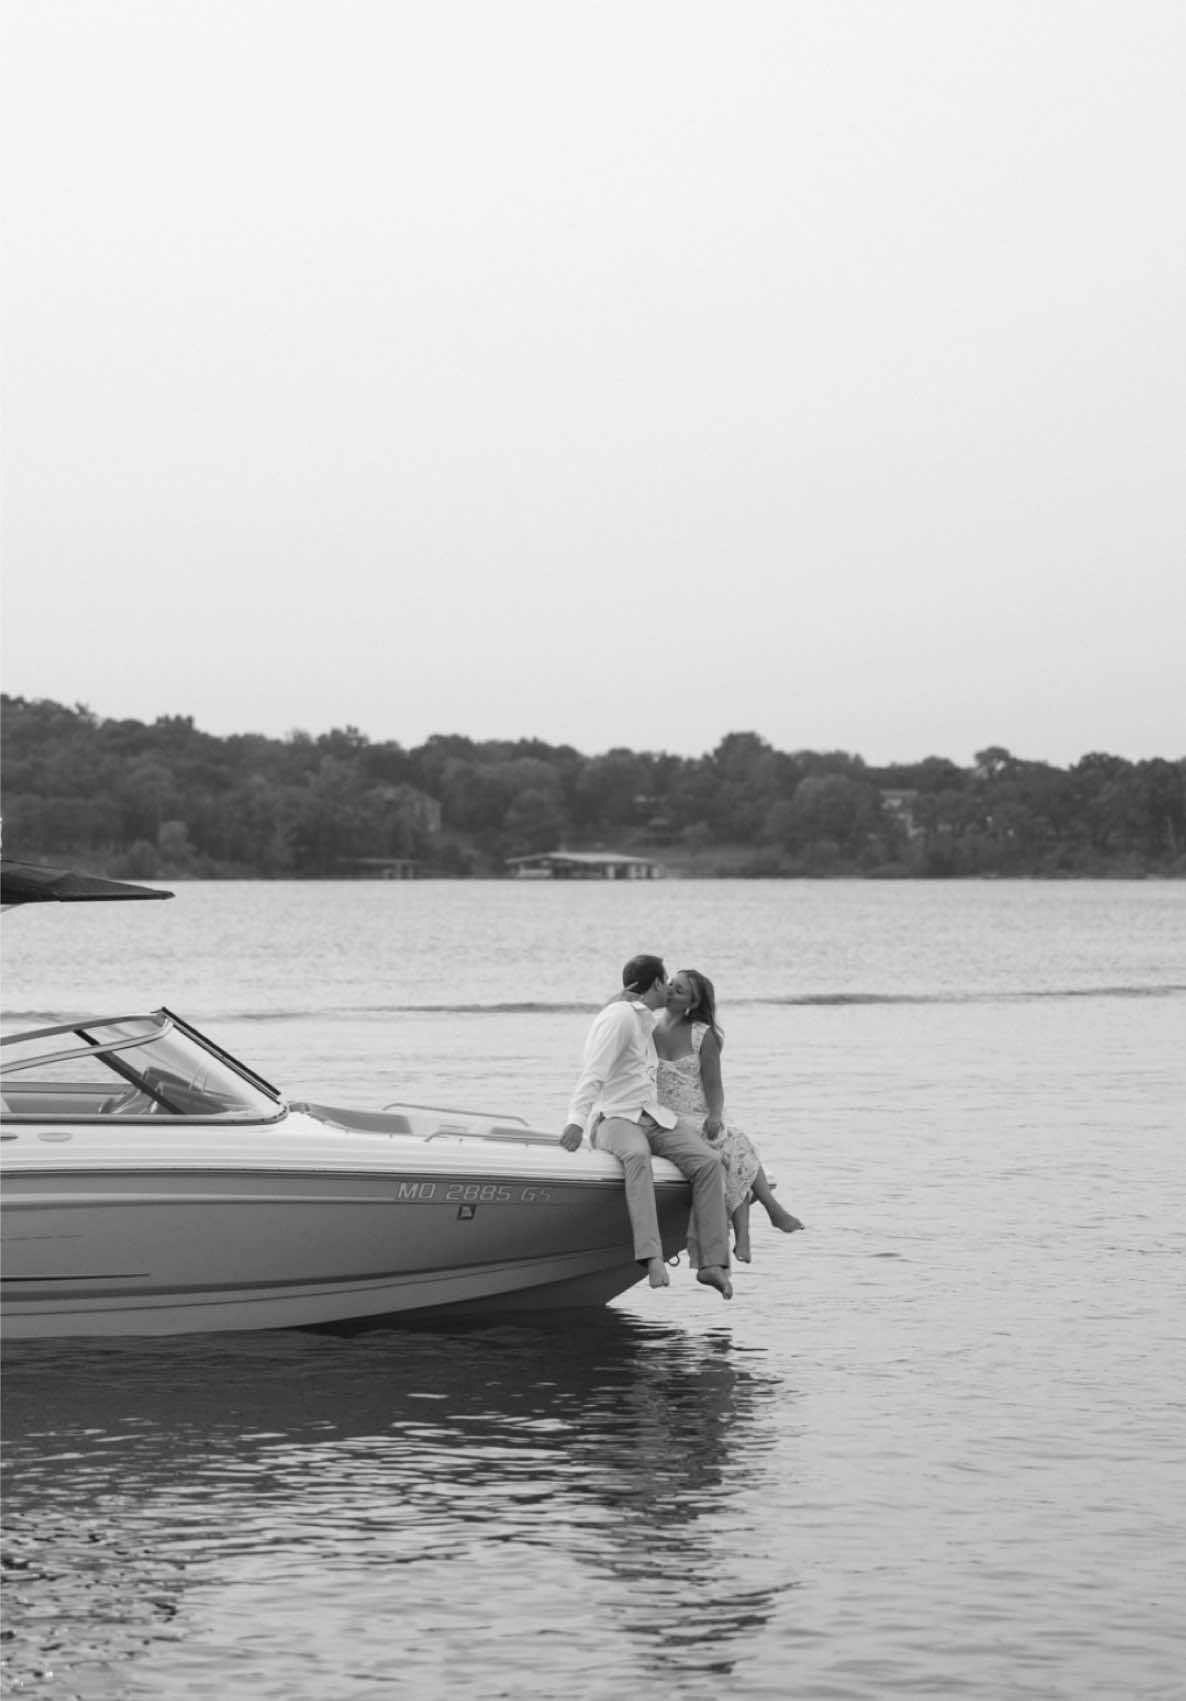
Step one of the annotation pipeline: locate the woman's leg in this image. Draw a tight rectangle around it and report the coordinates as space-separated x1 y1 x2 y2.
732 1198 752 1262
751 1165 803 1232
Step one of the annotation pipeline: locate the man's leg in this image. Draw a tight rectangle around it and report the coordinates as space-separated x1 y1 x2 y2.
593 1117 668 1287
647 1124 732 1297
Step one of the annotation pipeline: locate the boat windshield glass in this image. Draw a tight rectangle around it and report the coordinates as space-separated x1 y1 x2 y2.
0 1013 284 1123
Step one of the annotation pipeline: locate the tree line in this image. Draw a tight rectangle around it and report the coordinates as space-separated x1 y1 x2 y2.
2 695 1183 879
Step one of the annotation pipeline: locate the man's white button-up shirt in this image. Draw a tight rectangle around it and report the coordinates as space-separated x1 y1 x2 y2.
565 999 678 1134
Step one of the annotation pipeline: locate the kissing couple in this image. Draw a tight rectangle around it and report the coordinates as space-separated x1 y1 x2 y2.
561 952 803 1300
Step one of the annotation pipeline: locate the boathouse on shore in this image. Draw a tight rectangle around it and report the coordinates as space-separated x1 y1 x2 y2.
506 851 665 881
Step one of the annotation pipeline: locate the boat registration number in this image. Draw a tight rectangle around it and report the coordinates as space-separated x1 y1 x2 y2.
393 1182 553 1203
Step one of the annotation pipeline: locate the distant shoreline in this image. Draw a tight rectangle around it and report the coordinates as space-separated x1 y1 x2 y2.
14 858 1180 885
4 696 1183 884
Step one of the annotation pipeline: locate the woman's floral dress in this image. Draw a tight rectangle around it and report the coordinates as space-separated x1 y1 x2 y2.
656 1022 762 1217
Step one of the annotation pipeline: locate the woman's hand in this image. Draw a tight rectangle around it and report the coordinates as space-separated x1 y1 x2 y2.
703 1116 723 1138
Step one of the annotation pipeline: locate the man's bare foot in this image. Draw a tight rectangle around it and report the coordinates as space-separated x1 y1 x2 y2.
697 1266 733 1300
647 1256 670 1288
734 1228 752 1262
767 1204 803 1233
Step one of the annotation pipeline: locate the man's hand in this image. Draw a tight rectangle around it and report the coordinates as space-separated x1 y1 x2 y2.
560 1123 584 1152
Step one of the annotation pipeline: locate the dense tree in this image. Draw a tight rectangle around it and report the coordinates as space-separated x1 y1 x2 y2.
2 694 1182 879
503 787 567 855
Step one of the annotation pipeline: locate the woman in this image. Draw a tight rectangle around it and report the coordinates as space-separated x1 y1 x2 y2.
654 968 802 1262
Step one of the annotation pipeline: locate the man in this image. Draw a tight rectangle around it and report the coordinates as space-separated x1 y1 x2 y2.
560 953 733 1299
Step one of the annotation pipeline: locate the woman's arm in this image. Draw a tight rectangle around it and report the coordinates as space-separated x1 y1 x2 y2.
698 1029 726 1135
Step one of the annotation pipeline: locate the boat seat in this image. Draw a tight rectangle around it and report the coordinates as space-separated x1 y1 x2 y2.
1 1084 115 1118
292 1102 415 1135
487 1126 563 1146
424 1123 562 1145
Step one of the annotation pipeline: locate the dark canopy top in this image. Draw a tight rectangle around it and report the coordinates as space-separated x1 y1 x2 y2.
0 860 174 906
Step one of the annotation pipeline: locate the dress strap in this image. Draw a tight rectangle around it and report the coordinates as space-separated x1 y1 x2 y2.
690 1022 705 1054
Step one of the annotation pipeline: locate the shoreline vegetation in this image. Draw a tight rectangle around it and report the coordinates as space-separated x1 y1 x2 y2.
2 696 1183 882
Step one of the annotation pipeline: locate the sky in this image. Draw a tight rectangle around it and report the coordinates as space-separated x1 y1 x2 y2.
2 0 1183 769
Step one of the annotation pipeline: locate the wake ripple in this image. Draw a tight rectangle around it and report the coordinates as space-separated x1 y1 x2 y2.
296 983 1186 1016
4 985 1183 1029
761 983 1186 1008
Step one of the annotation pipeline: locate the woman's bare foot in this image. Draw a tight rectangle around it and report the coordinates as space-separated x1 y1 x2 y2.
647 1256 671 1288
767 1204 803 1233
697 1266 733 1300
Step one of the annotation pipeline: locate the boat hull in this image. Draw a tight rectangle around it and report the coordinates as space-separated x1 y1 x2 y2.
1 1132 692 1337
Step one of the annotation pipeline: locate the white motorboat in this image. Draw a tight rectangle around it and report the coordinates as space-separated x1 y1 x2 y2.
0 863 691 1339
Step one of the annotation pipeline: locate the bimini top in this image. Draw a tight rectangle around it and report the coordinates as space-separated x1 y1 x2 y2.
0 859 174 907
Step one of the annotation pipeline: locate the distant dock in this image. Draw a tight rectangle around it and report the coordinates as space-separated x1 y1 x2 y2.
506 851 665 881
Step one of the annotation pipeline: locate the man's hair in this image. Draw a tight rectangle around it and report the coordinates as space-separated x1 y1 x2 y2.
621 953 665 993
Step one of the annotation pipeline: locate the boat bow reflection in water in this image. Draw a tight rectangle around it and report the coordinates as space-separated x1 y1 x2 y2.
2 1314 796 1697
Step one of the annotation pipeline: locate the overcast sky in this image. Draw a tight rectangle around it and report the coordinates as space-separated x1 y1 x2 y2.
3 0 1183 768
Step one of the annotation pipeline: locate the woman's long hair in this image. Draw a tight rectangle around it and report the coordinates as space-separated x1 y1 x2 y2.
678 969 724 1049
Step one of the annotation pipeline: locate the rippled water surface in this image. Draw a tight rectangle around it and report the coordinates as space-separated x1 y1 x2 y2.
3 880 1184 1698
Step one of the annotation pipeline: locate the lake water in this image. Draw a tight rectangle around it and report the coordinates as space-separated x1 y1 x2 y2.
2 879 1184 1700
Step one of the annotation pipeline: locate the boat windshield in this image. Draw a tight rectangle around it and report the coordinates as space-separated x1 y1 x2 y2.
0 1011 285 1123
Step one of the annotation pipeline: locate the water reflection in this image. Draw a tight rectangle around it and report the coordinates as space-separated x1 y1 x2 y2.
2 1314 791 1698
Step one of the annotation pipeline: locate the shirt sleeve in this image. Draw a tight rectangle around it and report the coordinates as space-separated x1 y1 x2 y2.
566 1003 632 1130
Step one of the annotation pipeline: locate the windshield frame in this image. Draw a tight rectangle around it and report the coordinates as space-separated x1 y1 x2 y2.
0 1008 288 1125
